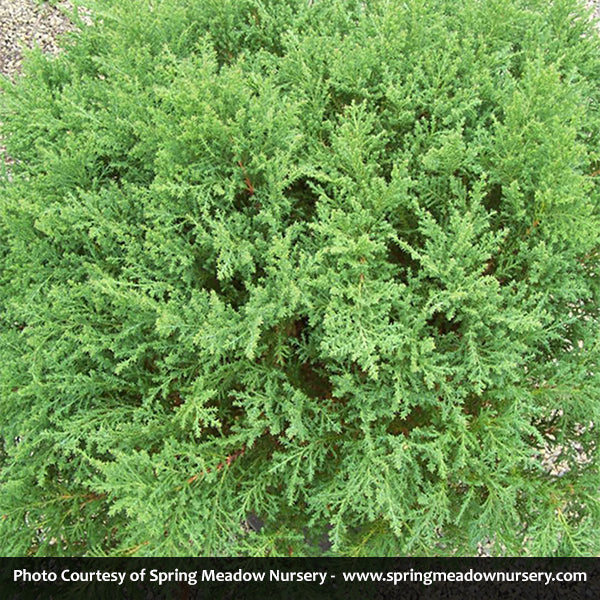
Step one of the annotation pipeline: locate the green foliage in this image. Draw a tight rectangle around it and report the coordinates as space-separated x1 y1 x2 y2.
1 0 600 557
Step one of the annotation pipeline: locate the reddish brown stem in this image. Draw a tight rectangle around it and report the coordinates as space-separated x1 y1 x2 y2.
187 445 247 484
237 160 255 195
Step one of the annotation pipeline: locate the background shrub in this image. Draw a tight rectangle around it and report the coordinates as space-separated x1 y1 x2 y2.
1 0 599 557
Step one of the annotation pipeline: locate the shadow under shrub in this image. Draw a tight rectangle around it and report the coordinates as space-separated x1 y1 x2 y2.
1 0 599 557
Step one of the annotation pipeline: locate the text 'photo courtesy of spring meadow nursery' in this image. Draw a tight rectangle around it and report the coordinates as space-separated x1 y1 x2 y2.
0 0 599 558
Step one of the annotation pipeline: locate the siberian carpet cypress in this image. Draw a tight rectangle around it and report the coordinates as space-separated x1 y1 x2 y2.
1 0 599 557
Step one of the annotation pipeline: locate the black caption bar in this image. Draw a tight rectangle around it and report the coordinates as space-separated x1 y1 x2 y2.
1 558 598 599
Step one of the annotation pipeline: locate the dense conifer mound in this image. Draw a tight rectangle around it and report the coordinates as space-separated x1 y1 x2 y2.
1 0 599 556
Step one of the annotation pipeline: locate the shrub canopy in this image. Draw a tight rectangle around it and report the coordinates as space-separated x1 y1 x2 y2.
1 0 600 557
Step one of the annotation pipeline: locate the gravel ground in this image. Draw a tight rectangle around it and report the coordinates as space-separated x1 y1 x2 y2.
589 0 600 21
0 0 79 79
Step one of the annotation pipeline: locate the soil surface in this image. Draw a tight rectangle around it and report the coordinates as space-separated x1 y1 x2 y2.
0 1 79 79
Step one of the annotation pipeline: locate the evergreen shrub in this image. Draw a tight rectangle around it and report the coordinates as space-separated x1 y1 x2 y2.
1 0 600 557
